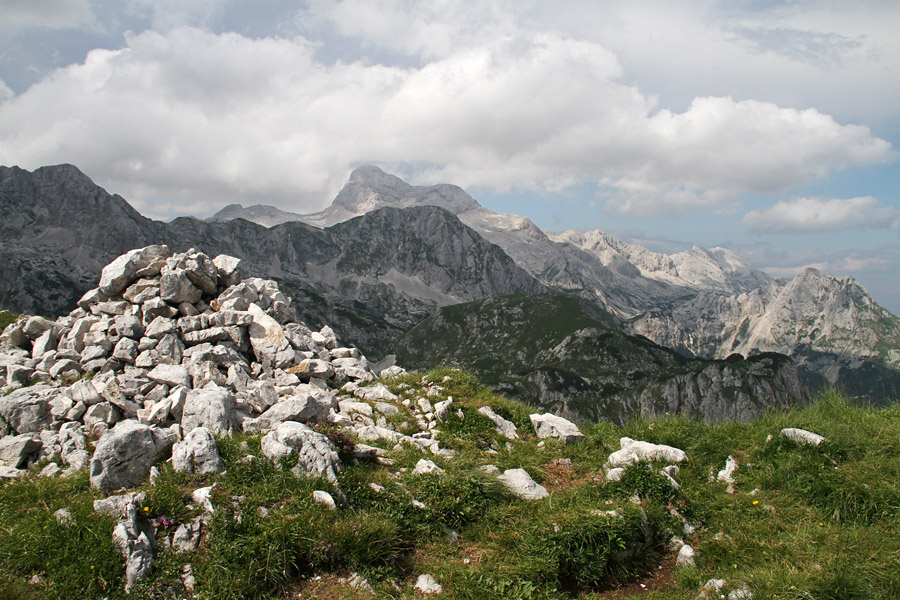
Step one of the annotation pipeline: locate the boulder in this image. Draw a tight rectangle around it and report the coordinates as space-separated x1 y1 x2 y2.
0 386 53 434
99 245 169 295
147 364 191 389
171 426 226 474
353 383 398 402
780 427 825 446
160 269 203 305
479 406 518 439
212 254 242 287
247 303 290 369
498 468 549 500
181 388 235 436
90 421 176 491
530 413 584 444
605 437 687 468
181 251 219 296
66 379 103 405
244 391 335 432
261 421 341 483
0 434 41 468
22 316 54 340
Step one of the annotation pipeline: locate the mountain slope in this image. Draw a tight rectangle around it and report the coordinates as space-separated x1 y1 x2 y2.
0 165 545 357
395 294 805 424
211 165 900 403
0 164 165 314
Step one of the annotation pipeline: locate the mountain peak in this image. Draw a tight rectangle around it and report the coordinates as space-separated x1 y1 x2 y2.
328 164 482 217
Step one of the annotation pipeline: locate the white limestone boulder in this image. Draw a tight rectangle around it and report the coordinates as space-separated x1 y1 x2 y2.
99 245 169 296
181 388 236 436
90 421 176 492
605 437 687 468
530 413 584 444
780 427 825 446
247 302 291 369
498 468 549 500
479 406 519 440
261 421 342 483
171 426 226 474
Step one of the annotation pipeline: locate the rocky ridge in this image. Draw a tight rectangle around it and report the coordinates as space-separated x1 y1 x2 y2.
0 164 544 357
213 165 900 401
396 294 806 424
0 246 567 591
3 163 898 403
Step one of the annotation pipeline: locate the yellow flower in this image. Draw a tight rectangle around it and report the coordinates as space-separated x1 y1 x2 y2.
143 507 149 512
752 500 759 505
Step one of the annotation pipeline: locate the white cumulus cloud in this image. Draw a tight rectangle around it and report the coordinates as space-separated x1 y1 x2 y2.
0 25 893 220
742 196 900 233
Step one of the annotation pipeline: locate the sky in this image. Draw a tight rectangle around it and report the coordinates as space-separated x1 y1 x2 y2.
1 0 899 311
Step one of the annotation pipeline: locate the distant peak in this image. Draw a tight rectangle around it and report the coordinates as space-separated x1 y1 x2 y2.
348 164 402 185
34 163 92 182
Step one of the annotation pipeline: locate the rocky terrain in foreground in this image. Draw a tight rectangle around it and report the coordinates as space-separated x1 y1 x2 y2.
1 247 895 600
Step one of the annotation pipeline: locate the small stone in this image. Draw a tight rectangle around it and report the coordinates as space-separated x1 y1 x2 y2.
414 574 443 594
675 543 696 567
780 427 825 446
312 490 337 510
413 459 442 475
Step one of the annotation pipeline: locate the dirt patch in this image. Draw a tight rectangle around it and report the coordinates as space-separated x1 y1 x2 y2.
286 573 373 600
586 551 679 599
541 461 593 492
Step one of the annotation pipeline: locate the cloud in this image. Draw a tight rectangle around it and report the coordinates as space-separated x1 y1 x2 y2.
727 25 865 67
0 0 96 33
0 79 13 102
742 196 900 233
0 25 893 220
126 0 229 32
300 0 523 60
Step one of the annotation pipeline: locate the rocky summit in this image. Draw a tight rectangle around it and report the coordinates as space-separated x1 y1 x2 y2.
0 246 662 593
1 246 898 599
0 245 423 474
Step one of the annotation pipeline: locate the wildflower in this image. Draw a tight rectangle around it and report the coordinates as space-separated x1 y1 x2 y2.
818 522 825 527
752 500 759 505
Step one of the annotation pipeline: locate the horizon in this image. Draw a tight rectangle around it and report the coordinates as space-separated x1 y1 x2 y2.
0 1 898 312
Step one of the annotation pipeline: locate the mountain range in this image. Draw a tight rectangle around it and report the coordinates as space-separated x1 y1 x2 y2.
2 162 899 411
209 164 900 400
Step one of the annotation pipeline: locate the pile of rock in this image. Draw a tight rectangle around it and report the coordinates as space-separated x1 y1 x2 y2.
0 245 403 482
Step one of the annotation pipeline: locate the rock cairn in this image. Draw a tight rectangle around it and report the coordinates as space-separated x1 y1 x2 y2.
0 245 418 484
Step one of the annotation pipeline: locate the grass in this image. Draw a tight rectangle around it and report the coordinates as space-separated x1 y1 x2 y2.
0 372 898 599
0 310 22 335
